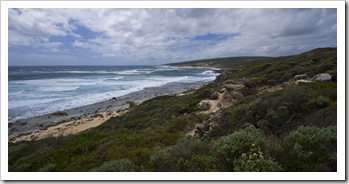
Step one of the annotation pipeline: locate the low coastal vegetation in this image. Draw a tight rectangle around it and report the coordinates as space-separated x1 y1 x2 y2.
8 47 337 172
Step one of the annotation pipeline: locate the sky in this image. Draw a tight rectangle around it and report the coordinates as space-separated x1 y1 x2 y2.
8 8 337 66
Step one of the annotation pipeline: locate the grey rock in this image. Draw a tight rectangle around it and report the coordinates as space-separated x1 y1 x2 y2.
218 88 226 93
91 114 104 118
197 102 211 111
52 111 68 116
314 73 332 81
224 84 236 91
294 74 308 80
210 91 219 100
242 123 256 129
224 80 235 84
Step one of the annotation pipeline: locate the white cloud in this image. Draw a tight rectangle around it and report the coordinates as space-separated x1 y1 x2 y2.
8 8 337 64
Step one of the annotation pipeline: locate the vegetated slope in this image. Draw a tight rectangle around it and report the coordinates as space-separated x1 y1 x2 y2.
168 56 273 68
8 47 337 172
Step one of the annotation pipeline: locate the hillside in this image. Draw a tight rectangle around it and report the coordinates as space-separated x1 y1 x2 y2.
8 47 337 172
168 56 273 68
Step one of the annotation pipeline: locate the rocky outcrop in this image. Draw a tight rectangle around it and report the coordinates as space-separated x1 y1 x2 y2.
294 74 308 80
313 73 332 81
91 114 104 118
52 111 68 116
197 102 211 111
209 91 219 100
127 101 137 108
194 123 211 139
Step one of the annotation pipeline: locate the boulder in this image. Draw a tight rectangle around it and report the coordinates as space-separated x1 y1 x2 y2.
218 88 226 93
196 123 210 132
197 102 211 111
52 111 68 116
242 123 256 129
224 84 236 91
314 73 332 81
294 74 308 80
127 101 137 108
223 80 235 84
91 114 104 118
224 83 244 91
209 91 219 100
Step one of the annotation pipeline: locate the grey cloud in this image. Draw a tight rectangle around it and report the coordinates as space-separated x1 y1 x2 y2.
8 8 337 64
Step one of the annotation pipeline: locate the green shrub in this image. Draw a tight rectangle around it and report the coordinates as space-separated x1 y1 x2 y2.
233 145 282 172
90 159 135 172
14 163 31 172
308 95 331 109
281 126 337 171
190 155 218 172
38 163 56 172
212 128 267 170
150 146 177 171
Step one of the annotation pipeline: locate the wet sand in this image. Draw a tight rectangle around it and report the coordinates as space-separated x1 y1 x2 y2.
8 82 204 142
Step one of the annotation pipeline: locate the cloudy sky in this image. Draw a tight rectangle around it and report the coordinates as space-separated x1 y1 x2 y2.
8 8 337 66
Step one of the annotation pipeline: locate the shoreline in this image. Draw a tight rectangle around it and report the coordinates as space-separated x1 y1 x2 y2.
8 81 206 143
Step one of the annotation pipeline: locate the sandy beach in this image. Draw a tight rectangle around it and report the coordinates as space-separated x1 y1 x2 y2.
8 82 203 143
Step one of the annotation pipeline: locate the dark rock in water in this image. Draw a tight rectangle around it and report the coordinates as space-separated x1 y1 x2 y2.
91 114 104 118
210 91 219 100
52 111 68 116
112 97 117 101
20 122 27 126
294 74 308 80
197 102 211 111
313 73 332 81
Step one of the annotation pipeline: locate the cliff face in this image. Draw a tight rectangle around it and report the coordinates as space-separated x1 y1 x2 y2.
9 48 337 172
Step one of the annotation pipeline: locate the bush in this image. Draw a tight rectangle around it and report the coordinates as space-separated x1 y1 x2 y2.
190 155 218 172
308 95 331 109
281 126 336 171
212 128 267 170
90 159 136 172
38 164 56 172
150 138 219 172
150 146 177 171
233 145 282 172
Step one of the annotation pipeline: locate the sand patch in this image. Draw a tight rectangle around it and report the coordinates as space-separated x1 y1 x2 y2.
9 110 127 143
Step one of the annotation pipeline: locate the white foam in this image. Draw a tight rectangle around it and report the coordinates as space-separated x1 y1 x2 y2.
201 70 216 75
114 69 154 75
8 97 62 109
38 86 80 92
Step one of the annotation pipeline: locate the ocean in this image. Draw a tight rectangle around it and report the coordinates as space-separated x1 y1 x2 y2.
8 65 218 122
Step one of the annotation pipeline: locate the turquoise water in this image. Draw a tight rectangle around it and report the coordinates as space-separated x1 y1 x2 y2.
8 65 218 122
